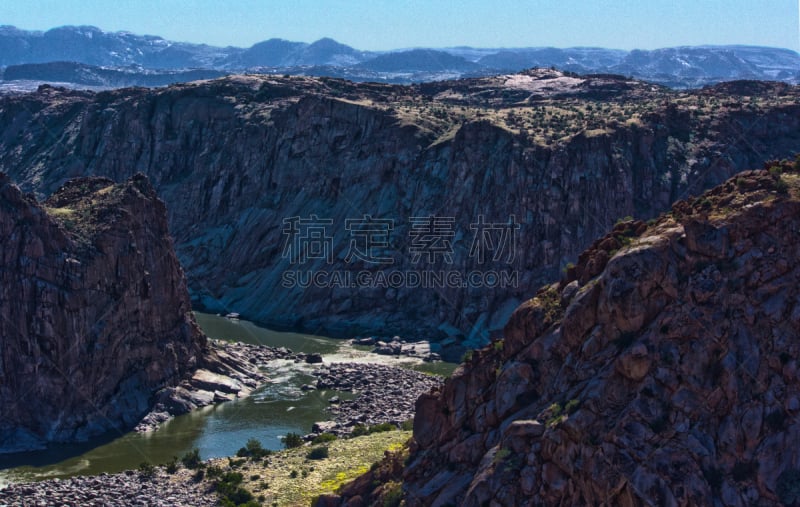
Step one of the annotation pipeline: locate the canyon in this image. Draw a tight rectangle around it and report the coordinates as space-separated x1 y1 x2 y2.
1 71 799 358
0 173 259 452
402 163 800 506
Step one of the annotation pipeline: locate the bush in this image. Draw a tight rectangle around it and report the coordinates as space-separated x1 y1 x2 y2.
237 438 271 459
351 425 369 437
306 446 329 460
138 461 156 478
351 423 396 437
164 456 179 474
216 471 255 507
401 419 414 431
312 433 337 445
369 423 396 434
181 448 202 469
281 432 304 449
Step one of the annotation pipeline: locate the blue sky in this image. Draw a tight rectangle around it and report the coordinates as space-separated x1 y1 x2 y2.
1 0 798 51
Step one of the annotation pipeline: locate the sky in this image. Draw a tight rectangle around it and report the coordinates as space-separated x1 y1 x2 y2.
0 0 798 51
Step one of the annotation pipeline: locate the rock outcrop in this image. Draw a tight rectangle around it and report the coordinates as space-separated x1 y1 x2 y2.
403 161 800 506
0 173 256 452
1 73 799 353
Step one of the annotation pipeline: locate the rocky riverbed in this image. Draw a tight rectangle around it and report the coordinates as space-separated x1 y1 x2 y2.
0 469 217 507
351 336 443 362
309 363 443 437
0 344 443 505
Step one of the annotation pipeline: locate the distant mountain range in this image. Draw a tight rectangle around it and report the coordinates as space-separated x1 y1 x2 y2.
0 25 798 89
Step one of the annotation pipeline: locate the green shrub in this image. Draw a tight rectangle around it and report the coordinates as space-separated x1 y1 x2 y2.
228 458 246 468
138 461 156 477
237 438 271 459
312 433 337 444
216 471 255 506
181 448 202 469
351 425 369 437
564 399 580 414
401 419 414 431
306 446 329 460
281 432 304 449
368 423 396 434
164 456 179 474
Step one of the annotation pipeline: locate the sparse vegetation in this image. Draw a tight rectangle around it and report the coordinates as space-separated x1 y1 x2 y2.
352 422 397 437
164 456 179 474
311 433 338 445
201 430 411 506
306 446 330 460
180 448 202 470
237 438 271 459
137 461 156 478
281 432 304 449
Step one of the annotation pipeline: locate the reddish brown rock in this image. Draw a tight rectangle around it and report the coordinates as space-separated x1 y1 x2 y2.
403 166 800 506
0 77 799 352
0 173 256 452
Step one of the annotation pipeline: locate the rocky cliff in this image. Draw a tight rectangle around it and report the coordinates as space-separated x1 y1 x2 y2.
401 161 800 506
1 72 799 355
0 173 256 452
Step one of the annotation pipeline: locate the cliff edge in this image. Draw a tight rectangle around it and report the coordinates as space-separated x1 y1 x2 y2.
399 160 800 506
0 173 257 452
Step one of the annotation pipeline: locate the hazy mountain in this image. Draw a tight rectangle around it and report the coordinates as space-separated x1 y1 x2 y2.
0 25 798 89
478 47 628 72
358 49 479 72
0 25 229 68
1 61 226 88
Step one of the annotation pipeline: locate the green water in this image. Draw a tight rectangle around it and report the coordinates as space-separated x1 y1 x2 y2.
0 313 456 484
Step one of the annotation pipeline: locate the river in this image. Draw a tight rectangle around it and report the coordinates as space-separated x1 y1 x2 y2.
0 313 456 485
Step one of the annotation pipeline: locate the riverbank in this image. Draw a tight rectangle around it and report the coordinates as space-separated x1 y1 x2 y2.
0 343 444 504
0 468 218 507
210 341 445 436
0 430 411 507
309 363 441 437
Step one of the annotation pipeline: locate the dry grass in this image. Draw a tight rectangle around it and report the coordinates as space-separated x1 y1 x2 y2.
206 430 411 507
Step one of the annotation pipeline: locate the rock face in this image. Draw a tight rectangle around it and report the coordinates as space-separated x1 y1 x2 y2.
403 163 800 506
0 173 208 451
1 74 799 352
